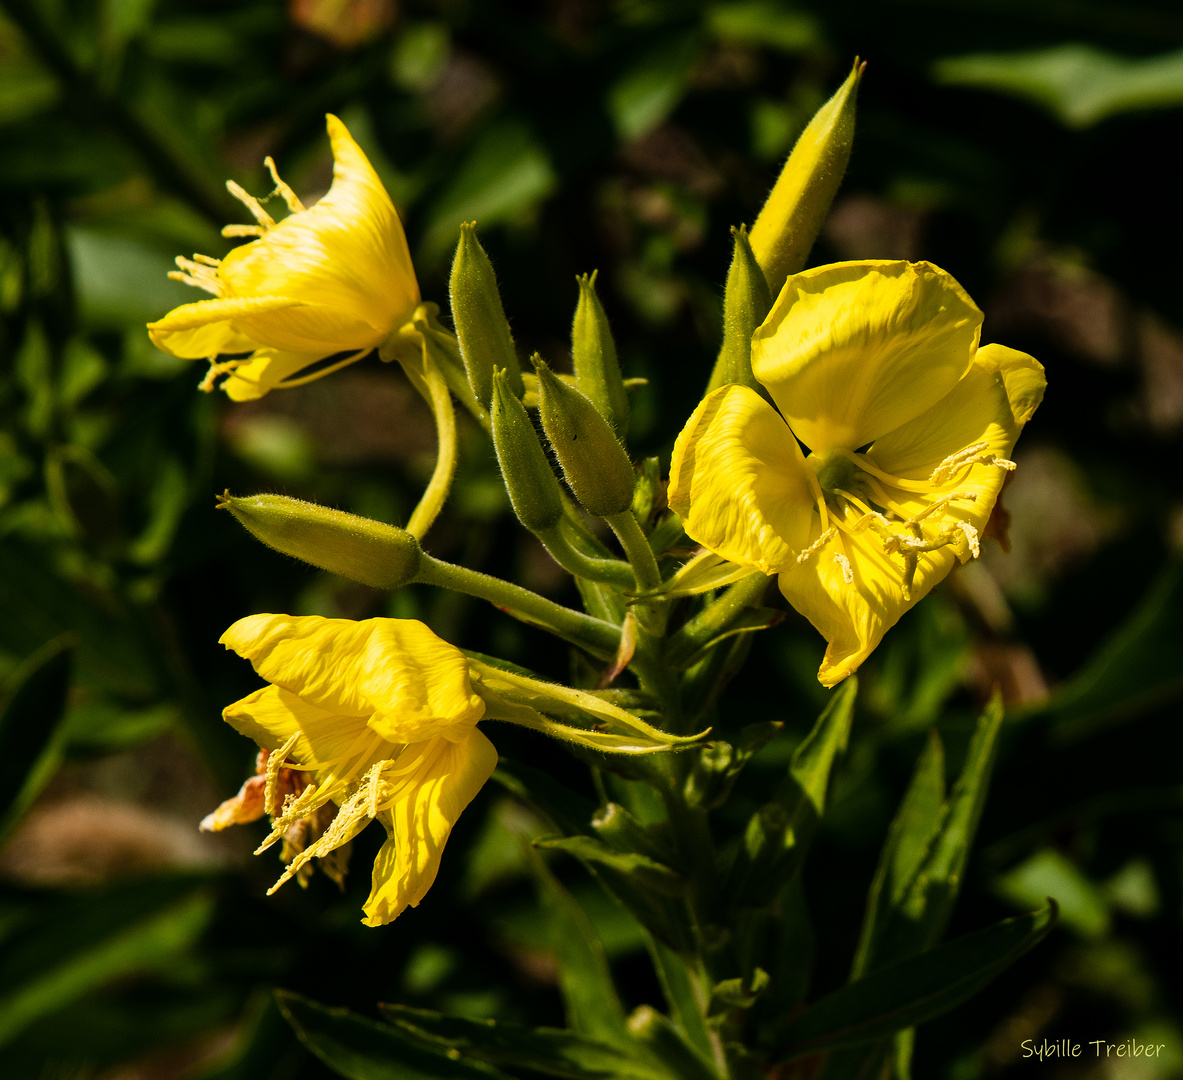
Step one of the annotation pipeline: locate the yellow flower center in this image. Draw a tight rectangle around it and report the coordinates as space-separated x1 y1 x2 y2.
801 441 1016 599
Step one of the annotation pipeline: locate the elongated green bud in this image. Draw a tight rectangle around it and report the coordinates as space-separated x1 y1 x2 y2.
707 224 772 393
749 59 863 297
534 357 635 518
491 368 564 533
218 493 420 589
449 222 523 409
572 271 629 438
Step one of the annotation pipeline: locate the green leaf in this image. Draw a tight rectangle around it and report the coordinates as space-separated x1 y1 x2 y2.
490 757 596 837
994 850 1110 939
706 0 822 53
934 45 1183 128
625 1006 718 1080
527 848 631 1045
708 967 769 1016
773 903 1057 1061
536 835 685 896
0 635 74 845
277 992 510 1080
422 118 556 261
0 877 214 1046
643 934 716 1062
1023 559 1183 740
378 1004 672 1080
723 678 856 909
607 32 703 140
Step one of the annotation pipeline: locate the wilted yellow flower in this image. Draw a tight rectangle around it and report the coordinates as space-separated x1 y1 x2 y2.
148 115 420 401
203 613 495 926
669 260 1045 687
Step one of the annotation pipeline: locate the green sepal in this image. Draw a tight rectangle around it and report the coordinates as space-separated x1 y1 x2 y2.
572 270 629 438
534 356 636 518
707 225 771 394
377 1005 675 1080
218 492 420 590
771 902 1057 1063
491 368 565 533
450 222 523 409
277 991 510 1079
722 679 856 910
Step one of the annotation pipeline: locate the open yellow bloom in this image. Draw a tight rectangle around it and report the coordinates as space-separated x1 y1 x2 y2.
669 260 1045 687
204 613 495 926
148 115 420 401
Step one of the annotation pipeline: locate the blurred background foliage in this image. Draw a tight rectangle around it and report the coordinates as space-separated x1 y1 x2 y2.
1 0 1183 1077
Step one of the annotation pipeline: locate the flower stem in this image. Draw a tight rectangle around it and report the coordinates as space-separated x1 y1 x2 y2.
606 511 662 593
415 554 620 660
405 351 457 540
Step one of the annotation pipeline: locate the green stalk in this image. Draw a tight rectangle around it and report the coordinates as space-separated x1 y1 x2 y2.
605 511 662 593
415 554 620 659
405 355 457 540
667 572 770 665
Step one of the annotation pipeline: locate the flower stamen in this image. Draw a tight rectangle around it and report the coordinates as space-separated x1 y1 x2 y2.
226 180 276 228
796 527 836 565
264 156 306 213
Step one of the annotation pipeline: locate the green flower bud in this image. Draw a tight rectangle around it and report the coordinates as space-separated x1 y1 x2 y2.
491 368 564 533
707 224 772 393
449 222 523 410
534 357 635 518
218 493 420 589
572 271 629 438
749 59 863 297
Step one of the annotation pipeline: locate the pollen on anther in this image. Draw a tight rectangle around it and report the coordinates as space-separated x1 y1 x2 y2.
833 552 854 583
796 527 836 565
227 180 276 228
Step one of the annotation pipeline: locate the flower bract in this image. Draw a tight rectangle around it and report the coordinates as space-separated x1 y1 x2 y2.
202 613 495 926
669 259 1046 687
148 115 420 400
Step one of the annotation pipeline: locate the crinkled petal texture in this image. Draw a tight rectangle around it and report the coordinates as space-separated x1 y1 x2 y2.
751 261 983 451
147 115 419 360
222 684 400 772
779 343 1046 686
668 384 816 574
221 614 485 744
363 729 498 926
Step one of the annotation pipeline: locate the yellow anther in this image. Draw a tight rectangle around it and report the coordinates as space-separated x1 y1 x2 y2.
264 156 306 213
955 521 981 557
833 551 854 583
192 253 221 267
908 490 977 524
264 733 300 817
930 442 988 485
226 180 276 228
222 223 266 238
796 526 837 565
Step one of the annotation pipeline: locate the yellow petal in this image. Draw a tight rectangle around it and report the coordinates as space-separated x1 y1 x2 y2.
219 115 420 340
361 729 497 926
668 384 816 574
220 614 486 742
751 261 982 451
221 348 333 401
778 525 959 687
866 343 1046 537
222 684 397 770
147 297 284 358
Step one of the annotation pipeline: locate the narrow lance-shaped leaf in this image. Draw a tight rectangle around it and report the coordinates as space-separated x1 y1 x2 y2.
0 635 75 846
526 847 631 1045
277 992 510 1080
643 934 717 1063
724 678 857 910
378 1005 674 1080
772 902 1057 1062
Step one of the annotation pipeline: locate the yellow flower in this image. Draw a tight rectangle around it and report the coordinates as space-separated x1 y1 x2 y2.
204 613 495 926
148 115 420 401
669 260 1045 687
